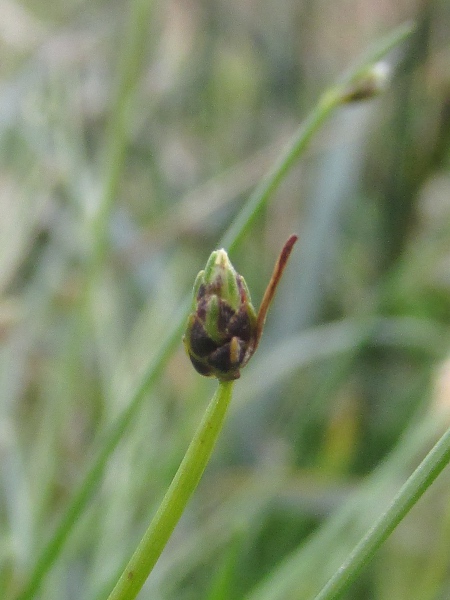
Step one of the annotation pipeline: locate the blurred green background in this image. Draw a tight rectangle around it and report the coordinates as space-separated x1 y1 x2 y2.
1 1 450 599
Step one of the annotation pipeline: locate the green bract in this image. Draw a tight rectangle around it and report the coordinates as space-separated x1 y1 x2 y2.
183 249 258 381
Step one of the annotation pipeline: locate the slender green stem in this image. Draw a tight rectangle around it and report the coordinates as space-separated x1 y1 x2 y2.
14 22 414 600
218 90 341 253
107 381 234 600
220 21 414 254
312 424 450 600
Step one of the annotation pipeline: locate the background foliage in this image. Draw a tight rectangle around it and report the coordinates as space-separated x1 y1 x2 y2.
1 1 450 599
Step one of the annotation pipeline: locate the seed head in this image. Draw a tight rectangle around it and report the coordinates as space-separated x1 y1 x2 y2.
183 235 298 381
183 249 257 381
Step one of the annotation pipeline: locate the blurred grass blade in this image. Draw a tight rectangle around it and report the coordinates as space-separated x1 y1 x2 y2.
244 412 442 600
90 0 156 265
15 301 187 600
312 422 450 600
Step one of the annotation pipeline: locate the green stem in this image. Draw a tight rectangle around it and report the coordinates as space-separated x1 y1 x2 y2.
312 424 450 600
107 381 234 600
218 91 340 253
220 21 414 254
14 22 414 600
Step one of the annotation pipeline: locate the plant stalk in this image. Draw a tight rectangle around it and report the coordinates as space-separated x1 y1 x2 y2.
107 381 234 600
312 423 450 600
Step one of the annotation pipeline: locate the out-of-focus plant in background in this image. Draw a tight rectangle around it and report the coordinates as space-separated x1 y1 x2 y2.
1 1 450 599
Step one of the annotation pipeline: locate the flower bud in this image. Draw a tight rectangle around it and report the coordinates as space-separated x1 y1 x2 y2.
341 62 390 103
183 249 257 381
184 235 298 381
